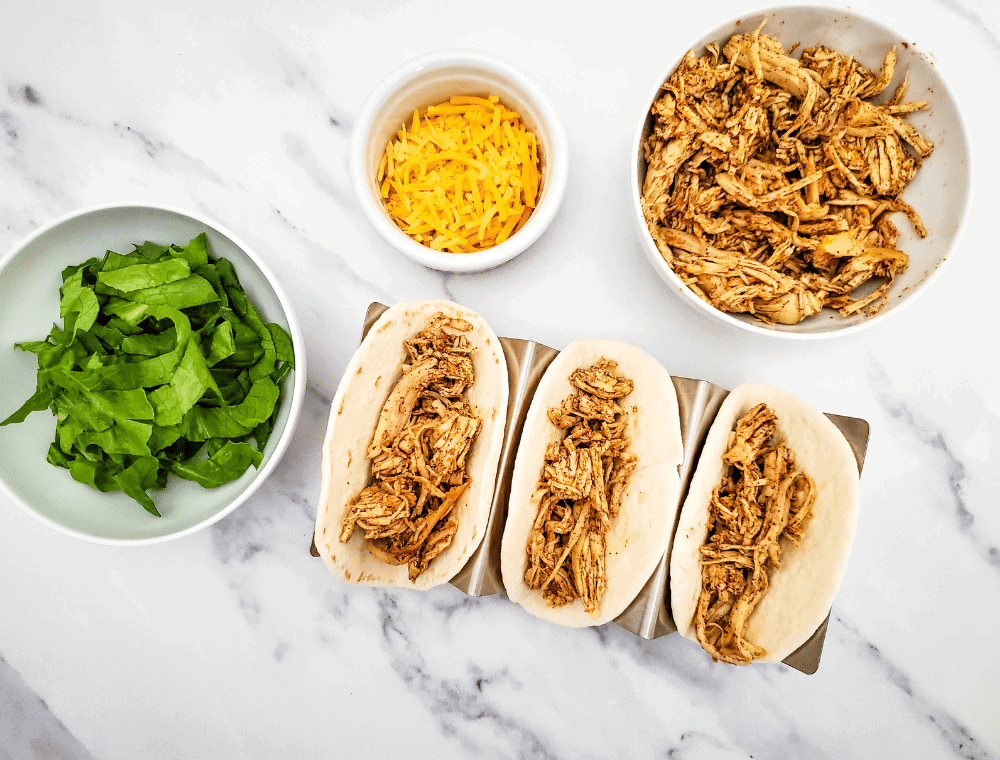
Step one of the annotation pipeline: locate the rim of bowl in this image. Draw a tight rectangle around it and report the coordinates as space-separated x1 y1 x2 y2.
0 202 308 546
629 3 973 340
350 49 569 273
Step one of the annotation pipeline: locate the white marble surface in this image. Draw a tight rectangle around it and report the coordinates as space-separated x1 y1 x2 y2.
2 0 999 757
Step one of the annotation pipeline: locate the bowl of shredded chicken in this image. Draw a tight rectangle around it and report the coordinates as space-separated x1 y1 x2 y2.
630 7 970 337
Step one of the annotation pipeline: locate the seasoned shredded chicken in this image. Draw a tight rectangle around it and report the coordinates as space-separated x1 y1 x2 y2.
695 404 816 664
341 313 482 581
642 25 933 324
523 359 638 617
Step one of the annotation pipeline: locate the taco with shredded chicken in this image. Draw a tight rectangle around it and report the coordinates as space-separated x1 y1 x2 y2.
669 384 859 664
500 340 683 627
315 300 508 588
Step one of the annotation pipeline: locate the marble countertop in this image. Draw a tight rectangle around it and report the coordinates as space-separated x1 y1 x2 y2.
2 0 999 758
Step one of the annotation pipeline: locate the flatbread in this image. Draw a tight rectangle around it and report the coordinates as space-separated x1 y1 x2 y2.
314 300 508 588
669 384 860 662
500 339 683 627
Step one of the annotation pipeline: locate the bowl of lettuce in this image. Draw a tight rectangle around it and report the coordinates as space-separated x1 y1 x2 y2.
0 204 306 544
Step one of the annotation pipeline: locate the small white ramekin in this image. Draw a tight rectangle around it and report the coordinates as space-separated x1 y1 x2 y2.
350 50 569 273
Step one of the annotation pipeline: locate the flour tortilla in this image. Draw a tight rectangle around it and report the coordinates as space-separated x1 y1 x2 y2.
500 340 683 627
314 300 508 588
669 384 860 662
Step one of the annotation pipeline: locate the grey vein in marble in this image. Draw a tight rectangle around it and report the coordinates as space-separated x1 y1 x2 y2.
933 0 1000 49
251 38 353 131
1 107 20 143
7 83 52 115
659 732 750 760
111 122 170 160
3 78 229 192
374 589 562 760
0 656 95 760
1 83 75 217
263 211 398 319
281 133 354 209
579 612 997 760
830 614 997 760
869 361 1000 571
211 483 305 567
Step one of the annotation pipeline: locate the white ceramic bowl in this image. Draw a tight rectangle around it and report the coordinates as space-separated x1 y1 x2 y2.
0 204 306 545
350 50 569 273
630 5 971 339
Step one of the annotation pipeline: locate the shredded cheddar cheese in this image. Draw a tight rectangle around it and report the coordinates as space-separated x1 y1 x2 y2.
377 95 541 253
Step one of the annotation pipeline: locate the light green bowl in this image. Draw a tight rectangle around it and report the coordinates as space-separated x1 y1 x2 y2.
0 205 306 545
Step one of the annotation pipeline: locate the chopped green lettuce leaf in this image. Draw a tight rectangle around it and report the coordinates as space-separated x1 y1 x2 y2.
96 258 191 292
171 440 263 488
0 233 293 515
60 270 101 334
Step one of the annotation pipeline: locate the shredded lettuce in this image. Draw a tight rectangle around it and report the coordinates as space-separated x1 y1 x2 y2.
0 233 294 517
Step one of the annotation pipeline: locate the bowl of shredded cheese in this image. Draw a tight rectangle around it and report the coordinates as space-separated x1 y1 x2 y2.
630 6 970 338
350 50 569 273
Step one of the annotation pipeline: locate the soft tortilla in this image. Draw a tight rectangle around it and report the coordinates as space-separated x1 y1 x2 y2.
669 384 860 663
314 300 508 588
500 339 683 627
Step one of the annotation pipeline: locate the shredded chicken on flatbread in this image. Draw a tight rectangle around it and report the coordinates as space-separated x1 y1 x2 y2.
340 313 482 581
642 25 933 324
523 359 638 617
695 403 816 664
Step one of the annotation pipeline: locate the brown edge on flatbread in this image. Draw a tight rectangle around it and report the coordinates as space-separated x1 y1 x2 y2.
499 339 684 627
313 300 508 588
312 305 870 673
668 383 861 665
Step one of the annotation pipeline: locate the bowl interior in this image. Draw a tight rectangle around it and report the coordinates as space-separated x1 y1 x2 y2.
357 55 563 270
632 6 970 337
0 205 301 543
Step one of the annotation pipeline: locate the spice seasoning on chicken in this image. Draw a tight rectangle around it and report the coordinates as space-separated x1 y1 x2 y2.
641 26 934 324
695 404 816 664
340 313 482 581
522 359 638 617
378 95 540 253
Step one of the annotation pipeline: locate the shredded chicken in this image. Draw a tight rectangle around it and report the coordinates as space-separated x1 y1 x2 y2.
341 313 482 581
694 404 816 665
523 359 638 617
642 25 933 324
